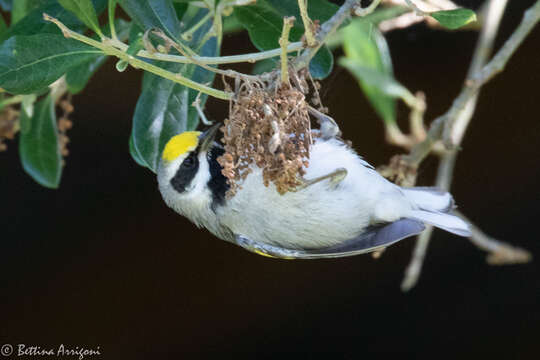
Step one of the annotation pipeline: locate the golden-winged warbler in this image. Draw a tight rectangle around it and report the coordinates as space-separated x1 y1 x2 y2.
157 122 470 259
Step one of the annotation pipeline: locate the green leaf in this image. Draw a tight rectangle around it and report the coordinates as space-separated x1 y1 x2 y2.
11 0 30 25
19 94 62 188
430 8 477 30
66 55 108 94
310 46 334 79
130 9 218 171
58 0 102 35
129 135 148 168
235 0 338 79
342 19 395 124
118 0 182 41
0 0 107 43
0 34 102 94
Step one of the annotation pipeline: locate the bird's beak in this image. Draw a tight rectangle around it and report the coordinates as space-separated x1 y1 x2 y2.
199 122 221 152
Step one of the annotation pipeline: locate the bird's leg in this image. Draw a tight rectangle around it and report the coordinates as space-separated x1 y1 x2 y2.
293 167 348 191
308 106 341 140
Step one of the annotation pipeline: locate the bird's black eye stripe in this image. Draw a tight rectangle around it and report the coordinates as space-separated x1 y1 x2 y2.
170 153 199 193
207 147 229 211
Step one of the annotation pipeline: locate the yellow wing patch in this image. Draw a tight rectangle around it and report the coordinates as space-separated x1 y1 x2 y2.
162 131 201 162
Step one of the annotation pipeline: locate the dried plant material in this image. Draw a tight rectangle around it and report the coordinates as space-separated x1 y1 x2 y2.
58 97 74 158
377 154 418 187
0 106 19 152
218 72 318 197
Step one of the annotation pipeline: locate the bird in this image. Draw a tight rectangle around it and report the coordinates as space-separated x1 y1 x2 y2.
157 121 471 259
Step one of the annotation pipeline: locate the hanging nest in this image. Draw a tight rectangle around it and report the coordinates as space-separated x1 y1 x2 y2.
218 69 325 197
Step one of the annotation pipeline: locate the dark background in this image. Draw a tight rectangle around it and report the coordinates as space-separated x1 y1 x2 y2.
1 1 539 358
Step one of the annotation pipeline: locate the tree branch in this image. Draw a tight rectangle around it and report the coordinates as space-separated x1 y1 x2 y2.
403 0 539 167
401 0 512 291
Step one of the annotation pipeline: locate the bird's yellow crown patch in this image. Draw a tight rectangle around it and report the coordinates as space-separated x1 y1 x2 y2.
162 131 201 162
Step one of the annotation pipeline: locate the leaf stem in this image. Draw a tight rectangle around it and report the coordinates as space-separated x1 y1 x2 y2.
43 14 233 100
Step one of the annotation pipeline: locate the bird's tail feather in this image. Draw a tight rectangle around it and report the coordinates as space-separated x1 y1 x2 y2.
402 187 454 212
402 187 471 237
409 210 471 237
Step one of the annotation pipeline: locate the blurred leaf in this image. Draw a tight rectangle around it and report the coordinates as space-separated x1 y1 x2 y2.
430 8 477 30
58 0 102 35
118 0 182 41
0 13 7 35
19 94 62 188
342 19 395 124
130 9 218 171
339 59 413 100
235 0 338 79
0 0 11 11
0 34 102 94
11 0 30 25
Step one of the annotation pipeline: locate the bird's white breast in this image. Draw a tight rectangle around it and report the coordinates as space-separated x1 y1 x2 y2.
217 138 410 249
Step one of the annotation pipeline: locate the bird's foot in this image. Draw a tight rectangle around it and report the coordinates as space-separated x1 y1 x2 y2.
293 167 348 191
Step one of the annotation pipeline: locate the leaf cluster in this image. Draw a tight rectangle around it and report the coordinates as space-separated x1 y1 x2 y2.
0 0 477 188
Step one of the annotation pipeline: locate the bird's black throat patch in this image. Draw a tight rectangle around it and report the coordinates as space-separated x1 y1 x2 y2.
207 146 229 211
170 152 199 193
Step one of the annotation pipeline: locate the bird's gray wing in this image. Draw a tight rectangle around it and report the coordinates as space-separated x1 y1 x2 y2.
234 218 425 259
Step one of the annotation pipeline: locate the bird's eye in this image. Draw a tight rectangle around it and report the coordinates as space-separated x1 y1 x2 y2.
182 155 195 168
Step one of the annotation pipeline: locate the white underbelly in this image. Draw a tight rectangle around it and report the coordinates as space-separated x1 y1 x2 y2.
216 138 400 249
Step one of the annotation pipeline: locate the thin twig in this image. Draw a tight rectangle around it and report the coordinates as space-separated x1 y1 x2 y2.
401 226 433 292
294 0 362 70
298 0 316 47
455 211 532 265
43 14 233 101
151 29 261 81
401 0 516 291
109 38 304 65
355 0 383 16
193 92 213 126
474 0 540 86
403 0 539 167
279 17 295 85
404 0 427 16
